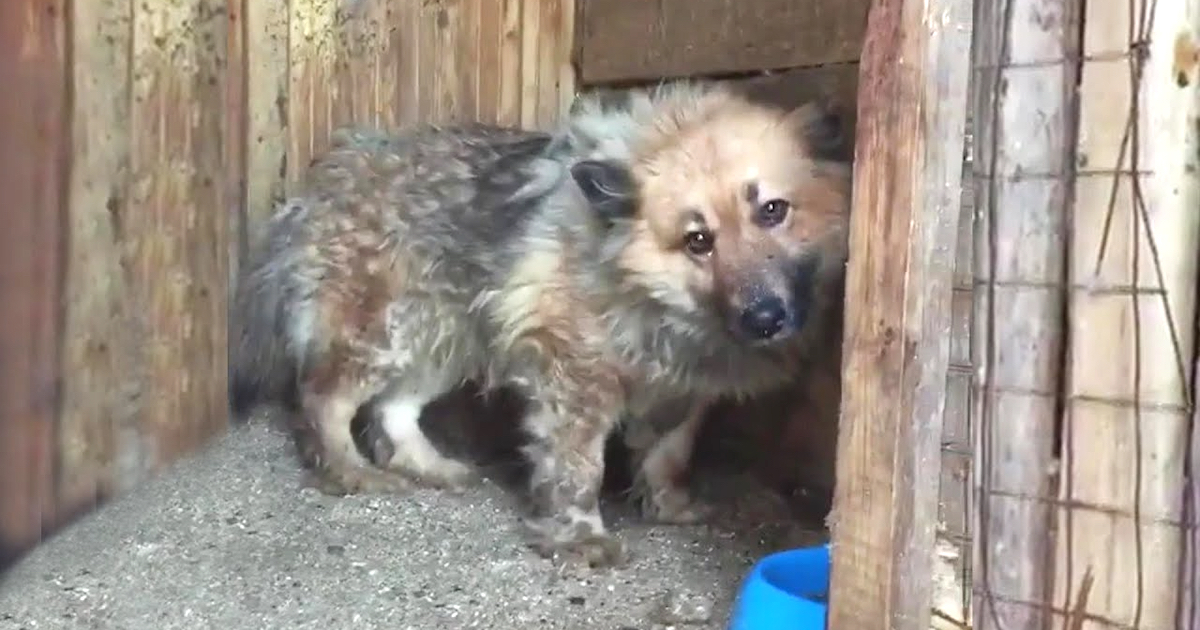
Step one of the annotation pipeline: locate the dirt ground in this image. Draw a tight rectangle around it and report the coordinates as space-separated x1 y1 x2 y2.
0 404 828 630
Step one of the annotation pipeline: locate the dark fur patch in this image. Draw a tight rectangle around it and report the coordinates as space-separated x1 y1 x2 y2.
569 159 637 224
797 103 851 163
742 181 759 204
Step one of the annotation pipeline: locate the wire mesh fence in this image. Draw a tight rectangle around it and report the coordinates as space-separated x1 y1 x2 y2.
959 0 1200 626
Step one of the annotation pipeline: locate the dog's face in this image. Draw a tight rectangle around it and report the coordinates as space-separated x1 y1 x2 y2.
571 98 851 346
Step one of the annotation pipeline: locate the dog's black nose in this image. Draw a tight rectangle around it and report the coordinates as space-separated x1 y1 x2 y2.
740 297 788 340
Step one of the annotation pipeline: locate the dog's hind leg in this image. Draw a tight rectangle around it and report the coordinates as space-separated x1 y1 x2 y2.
372 389 477 490
295 369 414 496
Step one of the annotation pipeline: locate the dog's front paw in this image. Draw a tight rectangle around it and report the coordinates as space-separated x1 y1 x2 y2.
523 518 629 569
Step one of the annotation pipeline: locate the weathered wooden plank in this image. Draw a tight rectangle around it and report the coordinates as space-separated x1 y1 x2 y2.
496 0 523 126
330 0 374 127
127 0 230 468
287 0 336 183
1053 0 1199 624
534 0 563 128
732 64 860 113
393 0 420 127
459 0 481 122
970 0 1081 624
825 0 973 626
1188 358 1199 630
59 0 132 516
0 0 67 567
476 0 502 124
416 2 439 122
555 0 576 123
226 0 247 278
518 0 541 127
244 0 288 223
575 0 871 85
375 0 398 129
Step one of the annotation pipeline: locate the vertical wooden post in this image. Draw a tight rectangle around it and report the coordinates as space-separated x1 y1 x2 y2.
970 0 1080 622
0 0 67 567
825 0 973 627
60 0 133 514
1054 0 1197 625
1189 355 1199 630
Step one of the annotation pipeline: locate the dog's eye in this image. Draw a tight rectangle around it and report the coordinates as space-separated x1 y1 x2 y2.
683 229 715 256
757 199 791 226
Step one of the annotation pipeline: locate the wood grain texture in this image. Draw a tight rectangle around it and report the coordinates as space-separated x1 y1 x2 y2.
433 0 462 122
496 0 524 126
574 0 870 84
4 0 592 564
392 0 420 127
226 0 247 292
0 0 67 567
243 0 289 227
555 0 576 123
59 0 132 517
825 0 973 626
534 0 562 127
970 0 1080 625
518 0 540 127
286 0 336 184
475 0 502 124
1188 354 1199 630
1053 0 1200 625
127 0 230 471
416 2 439 123
459 0 481 121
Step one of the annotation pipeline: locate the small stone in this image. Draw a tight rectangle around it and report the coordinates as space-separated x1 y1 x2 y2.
325 544 345 556
568 596 585 606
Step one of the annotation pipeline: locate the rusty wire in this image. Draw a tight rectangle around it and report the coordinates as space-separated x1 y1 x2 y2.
970 0 1199 622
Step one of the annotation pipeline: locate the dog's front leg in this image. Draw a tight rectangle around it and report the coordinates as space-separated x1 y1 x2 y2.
517 358 627 569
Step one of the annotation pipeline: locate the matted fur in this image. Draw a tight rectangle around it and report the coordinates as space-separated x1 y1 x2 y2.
230 80 851 568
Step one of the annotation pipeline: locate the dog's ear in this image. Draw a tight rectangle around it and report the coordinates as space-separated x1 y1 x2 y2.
570 159 637 223
784 100 851 163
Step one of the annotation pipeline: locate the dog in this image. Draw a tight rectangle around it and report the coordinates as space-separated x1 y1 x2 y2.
230 80 852 568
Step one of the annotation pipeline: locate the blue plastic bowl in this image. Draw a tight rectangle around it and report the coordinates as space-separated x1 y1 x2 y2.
727 543 830 630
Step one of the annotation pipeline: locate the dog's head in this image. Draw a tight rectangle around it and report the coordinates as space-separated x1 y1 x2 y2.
570 86 851 346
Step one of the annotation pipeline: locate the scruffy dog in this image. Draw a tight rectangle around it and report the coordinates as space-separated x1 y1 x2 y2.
230 80 851 567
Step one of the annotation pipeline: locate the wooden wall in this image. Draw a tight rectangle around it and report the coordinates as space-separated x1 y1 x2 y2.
0 0 576 567
239 0 576 270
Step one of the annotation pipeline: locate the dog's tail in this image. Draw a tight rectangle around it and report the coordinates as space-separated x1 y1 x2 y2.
229 201 312 420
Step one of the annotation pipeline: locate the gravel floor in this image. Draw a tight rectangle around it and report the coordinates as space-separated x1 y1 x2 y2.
0 420 824 630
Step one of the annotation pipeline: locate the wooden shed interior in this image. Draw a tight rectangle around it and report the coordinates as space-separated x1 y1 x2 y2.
1 0 1197 628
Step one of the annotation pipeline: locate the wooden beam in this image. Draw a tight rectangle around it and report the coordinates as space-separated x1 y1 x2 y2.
971 0 1081 624
127 0 231 474
243 0 288 231
1052 0 1197 626
59 0 133 514
574 0 870 85
1189 354 1199 630
0 0 67 567
825 0 973 627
